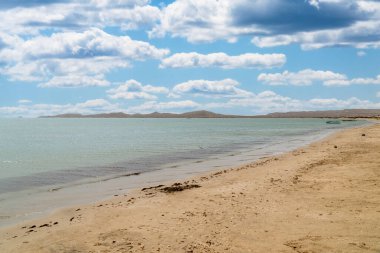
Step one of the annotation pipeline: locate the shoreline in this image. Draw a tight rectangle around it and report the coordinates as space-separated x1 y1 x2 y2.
0 124 355 229
1 123 379 252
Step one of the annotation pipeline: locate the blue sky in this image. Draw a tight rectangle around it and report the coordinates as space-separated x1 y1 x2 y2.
0 0 380 117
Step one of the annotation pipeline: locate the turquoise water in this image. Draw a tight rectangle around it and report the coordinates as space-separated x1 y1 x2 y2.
0 118 367 226
0 118 365 190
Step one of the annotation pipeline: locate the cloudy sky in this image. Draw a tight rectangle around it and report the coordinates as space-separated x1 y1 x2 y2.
1 0 380 117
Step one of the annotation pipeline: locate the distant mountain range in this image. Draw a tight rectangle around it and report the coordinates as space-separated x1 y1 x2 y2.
260 109 380 118
41 110 240 118
41 109 380 119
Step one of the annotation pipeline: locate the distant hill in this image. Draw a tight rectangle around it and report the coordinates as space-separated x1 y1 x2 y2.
41 109 380 119
259 109 380 118
41 110 242 118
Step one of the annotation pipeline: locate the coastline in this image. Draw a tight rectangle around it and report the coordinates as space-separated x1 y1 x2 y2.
0 121 355 228
1 123 379 252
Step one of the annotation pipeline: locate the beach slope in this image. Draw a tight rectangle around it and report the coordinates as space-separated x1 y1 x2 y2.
1 124 379 252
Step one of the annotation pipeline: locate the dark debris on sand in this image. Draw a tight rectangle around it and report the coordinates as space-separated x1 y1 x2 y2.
141 183 201 193
159 183 201 193
141 185 165 191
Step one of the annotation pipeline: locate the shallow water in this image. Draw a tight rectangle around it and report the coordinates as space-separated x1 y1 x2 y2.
0 118 367 227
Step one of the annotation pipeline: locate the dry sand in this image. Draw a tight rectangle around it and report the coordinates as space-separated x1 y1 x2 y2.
0 124 379 253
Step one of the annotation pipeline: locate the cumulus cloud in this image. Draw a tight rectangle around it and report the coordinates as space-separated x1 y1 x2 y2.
1 0 379 50
294 96 380 111
0 99 120 117
0 96 200 117
2 92 380 117
107 80 169 100
126 100 201 113
39 75 110 88
0 28 169 86
149 0 255 43
232 0 366 33
0 2 167 87
258 69 347 86
160 52 286 69
0 28 168 62
0 4 83 35
89 0 150 8
308 97 380 109
205 91 303 113
97 5 161 31
258 69 380 87
205 91 380 114
318 74 380 87
0 57 130 83
172 79 252 98
150 0 376 48
0 1 160 35
252 19 380 50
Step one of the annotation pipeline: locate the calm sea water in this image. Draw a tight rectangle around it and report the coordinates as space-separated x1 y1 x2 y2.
0 118 366 226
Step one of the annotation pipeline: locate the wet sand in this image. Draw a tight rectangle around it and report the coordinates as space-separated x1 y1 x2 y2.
0 123 379 252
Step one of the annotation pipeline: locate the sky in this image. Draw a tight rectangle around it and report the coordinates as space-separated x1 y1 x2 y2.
1 0 380 117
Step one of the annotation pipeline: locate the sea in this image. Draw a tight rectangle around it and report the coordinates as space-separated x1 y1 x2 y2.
0 118 367 227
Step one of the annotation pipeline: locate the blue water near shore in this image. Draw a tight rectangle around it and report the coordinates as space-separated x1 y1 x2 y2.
0 118 367 226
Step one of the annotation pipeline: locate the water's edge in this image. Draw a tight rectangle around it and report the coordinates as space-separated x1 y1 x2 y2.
0 122 370 228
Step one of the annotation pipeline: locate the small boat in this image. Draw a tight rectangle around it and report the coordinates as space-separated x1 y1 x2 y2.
326 120 341 124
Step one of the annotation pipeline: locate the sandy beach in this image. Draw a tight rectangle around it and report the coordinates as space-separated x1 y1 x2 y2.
0 123 379 253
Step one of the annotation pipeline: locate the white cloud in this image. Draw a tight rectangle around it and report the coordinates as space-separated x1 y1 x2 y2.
251 35 295 48
1 0 378 50
98 5 161 31
308 97 380 109
349 76 380 85
0 57 130 82
126 100 200 113
149 0 259 43
77 99 113 108
377 92 380 98
258 69 347 86
172 79 252 98
160 52 286 69
252 20 380 50
90 0 150 8
258 69 380 87
3 92 380 117
0 99 120 118
39 75 110 88
205 91 380 114
142 85 170 94
0 4 77 35
0 32 22 50
18 99 32 104
0 28 168 62
0 28 169 86
324 75 380 86
149 0 379 49
0 1 161 35
107 79 169 100
205 91 304 113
